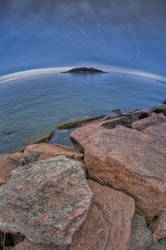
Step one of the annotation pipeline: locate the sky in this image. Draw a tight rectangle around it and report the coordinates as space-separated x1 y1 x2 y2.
0 0 166 76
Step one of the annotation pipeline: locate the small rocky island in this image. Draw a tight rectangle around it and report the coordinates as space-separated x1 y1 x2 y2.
62 67 107 74
1 103 166 249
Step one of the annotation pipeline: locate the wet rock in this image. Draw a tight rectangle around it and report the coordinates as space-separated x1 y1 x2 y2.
152 104 166 116
100 110 150 129
129 214 152 250
62 67 106 74
0 153 23 185
71 124 166 220
57 115 106 129
3 130 17 136
150 213 166 241
70 180 135 250
18 130 55 152
0 156 93 246
112 109 122 116
132 113 166 131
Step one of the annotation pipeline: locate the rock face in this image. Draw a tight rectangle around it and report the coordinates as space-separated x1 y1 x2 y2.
0 156 93 246
70 180 135 250
143 122 166 141
22 143 83 164
62 67 106 74
0 153 23 185
71 120 166 219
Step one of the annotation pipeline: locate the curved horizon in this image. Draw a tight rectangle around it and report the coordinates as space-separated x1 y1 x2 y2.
0 65 166 85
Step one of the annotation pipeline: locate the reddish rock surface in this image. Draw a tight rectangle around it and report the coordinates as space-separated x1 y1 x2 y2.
70 123 103 153
70 180 135 250
0 143 84 187
71 124 166 219
143 122 166 140
0 153 23 185
22 143 83 163
150 213 166 241
131 113 166 131
0 156 92 246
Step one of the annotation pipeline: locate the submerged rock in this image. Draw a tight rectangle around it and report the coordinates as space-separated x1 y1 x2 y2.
18 130 55 152
112 108 123 116
62 67 106 74
0 156 93 246
57 115 106 129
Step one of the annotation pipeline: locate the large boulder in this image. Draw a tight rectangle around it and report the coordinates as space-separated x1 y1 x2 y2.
0 156 92 247
0 153 23 185
71 124 166 220
70 180 135 250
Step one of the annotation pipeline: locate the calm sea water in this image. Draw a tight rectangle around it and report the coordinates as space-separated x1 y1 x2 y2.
0 71 166 154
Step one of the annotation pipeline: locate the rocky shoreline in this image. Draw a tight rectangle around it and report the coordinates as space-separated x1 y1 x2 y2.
0 103 166 249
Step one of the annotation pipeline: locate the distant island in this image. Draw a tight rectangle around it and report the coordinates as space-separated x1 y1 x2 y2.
62 67 107 74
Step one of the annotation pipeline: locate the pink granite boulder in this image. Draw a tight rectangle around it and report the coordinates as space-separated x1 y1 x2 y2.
0 156 93 246
70 180 135 250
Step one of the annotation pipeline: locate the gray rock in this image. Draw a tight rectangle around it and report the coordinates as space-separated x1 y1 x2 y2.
129 214 166 250
129 214 152 250
0 156 93 247
148 240 166 250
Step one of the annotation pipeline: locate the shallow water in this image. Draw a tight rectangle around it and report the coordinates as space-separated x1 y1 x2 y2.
0 70 166 154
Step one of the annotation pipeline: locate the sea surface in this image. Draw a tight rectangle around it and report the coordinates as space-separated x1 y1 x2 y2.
0 69 166 154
